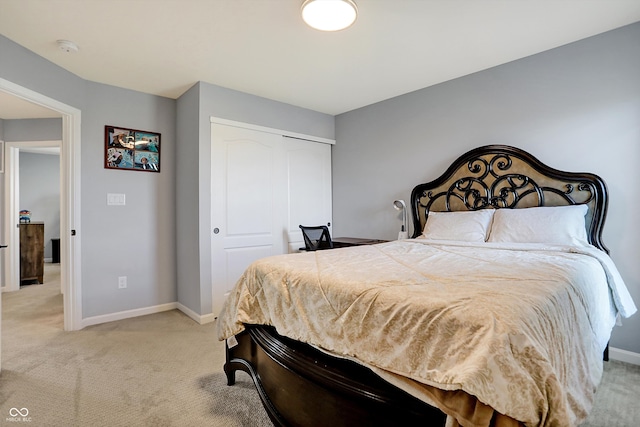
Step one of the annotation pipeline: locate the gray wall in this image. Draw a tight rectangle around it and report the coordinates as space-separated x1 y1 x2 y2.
1 33 333 322
0 36 85 110
176 82 334 316
1 34 84 294
175 84 201 314
81 82 177 317
3 118 62 142
0 35 177 319
333 22 640 353
19 151 61 259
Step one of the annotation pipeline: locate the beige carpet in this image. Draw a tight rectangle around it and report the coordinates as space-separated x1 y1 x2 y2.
1 264 272 427
1 264 638 426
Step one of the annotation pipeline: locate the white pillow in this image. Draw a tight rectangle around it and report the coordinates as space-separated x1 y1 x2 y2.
422 209 495 242
487 205 589 245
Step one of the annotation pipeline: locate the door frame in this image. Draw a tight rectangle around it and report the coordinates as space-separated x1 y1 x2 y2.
0 77 82 332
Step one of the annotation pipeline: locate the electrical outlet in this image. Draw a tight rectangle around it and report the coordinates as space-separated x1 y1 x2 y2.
118 276 127 289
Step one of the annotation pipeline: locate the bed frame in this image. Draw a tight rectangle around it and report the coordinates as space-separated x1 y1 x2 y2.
410 145 608 252
223 145 609 427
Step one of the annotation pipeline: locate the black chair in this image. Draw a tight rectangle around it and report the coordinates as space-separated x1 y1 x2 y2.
299 225 333 251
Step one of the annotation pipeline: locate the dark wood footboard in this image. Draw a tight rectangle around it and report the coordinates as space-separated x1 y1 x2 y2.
224 325 447 427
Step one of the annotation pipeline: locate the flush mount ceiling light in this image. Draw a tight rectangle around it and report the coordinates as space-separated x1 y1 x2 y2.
301 0 358 32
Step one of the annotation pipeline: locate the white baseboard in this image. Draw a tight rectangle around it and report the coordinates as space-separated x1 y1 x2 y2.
200 313 217 324
79 301 218 329
176 302 216 325
81 302 178 329
609 347 640 366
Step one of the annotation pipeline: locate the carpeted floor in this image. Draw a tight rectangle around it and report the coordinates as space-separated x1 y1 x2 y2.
581 359 640 427
1 264 638 426
1 264 272 426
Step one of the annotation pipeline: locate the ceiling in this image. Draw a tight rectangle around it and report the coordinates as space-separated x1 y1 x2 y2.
1 0 639 119
0 91 63 119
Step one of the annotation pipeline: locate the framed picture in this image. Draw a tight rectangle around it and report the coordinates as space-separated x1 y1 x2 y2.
104 125 160 172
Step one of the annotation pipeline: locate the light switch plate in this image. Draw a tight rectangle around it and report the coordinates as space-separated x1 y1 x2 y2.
107 193 126 206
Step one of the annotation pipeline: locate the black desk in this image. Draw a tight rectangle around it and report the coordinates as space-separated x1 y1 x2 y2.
332 237 388 248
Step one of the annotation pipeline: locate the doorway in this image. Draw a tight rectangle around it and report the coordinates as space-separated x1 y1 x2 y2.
0 77 82 372
4 142 61 293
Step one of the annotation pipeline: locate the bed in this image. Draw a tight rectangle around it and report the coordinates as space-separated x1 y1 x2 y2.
215 145 636 427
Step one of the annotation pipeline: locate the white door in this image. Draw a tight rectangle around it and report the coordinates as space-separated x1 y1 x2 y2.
211 124 287 316
283 137 333 252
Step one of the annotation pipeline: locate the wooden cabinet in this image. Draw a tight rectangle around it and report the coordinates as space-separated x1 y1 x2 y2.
20 222 44 284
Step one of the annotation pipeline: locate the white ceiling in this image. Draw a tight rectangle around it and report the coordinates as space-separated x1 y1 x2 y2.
1 0 639 119
0 91 63 119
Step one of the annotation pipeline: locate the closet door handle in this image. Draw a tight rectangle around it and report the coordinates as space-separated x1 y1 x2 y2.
0 244 8 249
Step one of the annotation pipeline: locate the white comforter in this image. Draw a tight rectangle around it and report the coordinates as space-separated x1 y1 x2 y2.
216 240 636 427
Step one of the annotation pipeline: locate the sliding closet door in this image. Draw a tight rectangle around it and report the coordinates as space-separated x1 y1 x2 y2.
211 123 287 316
283 136 332 252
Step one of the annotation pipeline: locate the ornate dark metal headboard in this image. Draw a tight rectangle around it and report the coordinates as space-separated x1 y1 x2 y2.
410 145 609 252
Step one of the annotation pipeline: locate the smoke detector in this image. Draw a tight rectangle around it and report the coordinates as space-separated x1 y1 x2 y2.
57 40 79 53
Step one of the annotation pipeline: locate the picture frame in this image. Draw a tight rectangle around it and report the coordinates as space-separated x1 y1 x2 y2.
104 125 160 172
